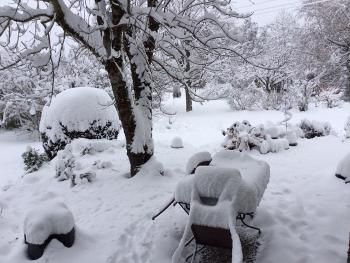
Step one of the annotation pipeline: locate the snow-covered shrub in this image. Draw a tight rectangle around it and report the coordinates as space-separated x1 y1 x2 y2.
171 137 184 149
344 117 350 139
298 119 331 139
39 87 121 159
55 145 76 182
22 146 47 173
222 121 298 154
226 82 262 110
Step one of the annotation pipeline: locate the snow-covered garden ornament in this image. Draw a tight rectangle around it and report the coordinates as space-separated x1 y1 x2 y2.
335 153 350 183
171 137 184 149
39 87 121 159
24 201 75 260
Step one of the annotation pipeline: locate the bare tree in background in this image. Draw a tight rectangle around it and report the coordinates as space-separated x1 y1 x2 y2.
0 0 247 176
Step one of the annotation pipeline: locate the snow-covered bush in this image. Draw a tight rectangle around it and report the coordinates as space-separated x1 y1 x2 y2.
39 87 121 159
344 117 350 139
55 145 76 182
22 146 47 173
226 82 262 110
298 119 331 139
222 121 298 154
171 137 184 149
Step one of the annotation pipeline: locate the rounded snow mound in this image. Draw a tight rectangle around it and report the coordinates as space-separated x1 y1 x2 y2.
40 87 121 159
171 137 184 149
24 201 74 245
335 152 350 183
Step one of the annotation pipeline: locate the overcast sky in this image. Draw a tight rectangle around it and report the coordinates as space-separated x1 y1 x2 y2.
0 0 301 25
235 0 301 25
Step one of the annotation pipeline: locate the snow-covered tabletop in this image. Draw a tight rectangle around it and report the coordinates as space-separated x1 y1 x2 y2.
175 150 270 214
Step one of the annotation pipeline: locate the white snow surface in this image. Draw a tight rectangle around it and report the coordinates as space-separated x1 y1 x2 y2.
185 151 212 174
39 87 120 139
24 201 74 245
0 98 350 263
336 152 350 180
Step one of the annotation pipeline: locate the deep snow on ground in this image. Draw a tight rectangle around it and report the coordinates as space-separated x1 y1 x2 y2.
0 98 349 263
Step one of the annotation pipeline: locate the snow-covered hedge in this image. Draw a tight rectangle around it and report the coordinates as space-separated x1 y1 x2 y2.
39 87 121 159
298 119 331 139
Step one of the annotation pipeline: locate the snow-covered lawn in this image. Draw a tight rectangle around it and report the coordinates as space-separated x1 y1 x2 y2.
0 99 349 263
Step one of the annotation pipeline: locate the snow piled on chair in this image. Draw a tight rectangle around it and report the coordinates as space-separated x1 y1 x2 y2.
172 166 243 263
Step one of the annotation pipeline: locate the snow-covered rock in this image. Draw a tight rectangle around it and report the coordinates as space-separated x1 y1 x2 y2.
185 151 212 174
171 137 184 149
39 87 121 159
24 201 75 245
335 152 350 182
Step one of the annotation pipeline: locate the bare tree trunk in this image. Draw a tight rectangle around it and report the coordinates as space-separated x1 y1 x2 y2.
347 233 350 263
185 86 192 112
184 45 192 112
344 59 350 102
105 59 152 177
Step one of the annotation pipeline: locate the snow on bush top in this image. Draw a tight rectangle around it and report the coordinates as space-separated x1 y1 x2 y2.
185 151 212 174
40 87 121 140
24 201 74 245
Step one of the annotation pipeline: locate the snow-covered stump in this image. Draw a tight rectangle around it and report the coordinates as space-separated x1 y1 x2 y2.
24 202 75 260
286 131 298 146
335 153 350 183
171 137 184 149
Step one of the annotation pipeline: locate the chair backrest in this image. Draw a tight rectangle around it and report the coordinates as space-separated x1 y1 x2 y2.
193 166 241 203
191 224 232 249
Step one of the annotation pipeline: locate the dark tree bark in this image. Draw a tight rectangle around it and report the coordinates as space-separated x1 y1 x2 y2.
344 58 350 102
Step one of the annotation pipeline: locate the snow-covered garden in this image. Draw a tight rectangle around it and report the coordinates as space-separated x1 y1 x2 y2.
0 97 349 263
1 0 350 262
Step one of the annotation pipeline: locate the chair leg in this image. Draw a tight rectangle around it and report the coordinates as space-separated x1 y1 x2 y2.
190 243 197 263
